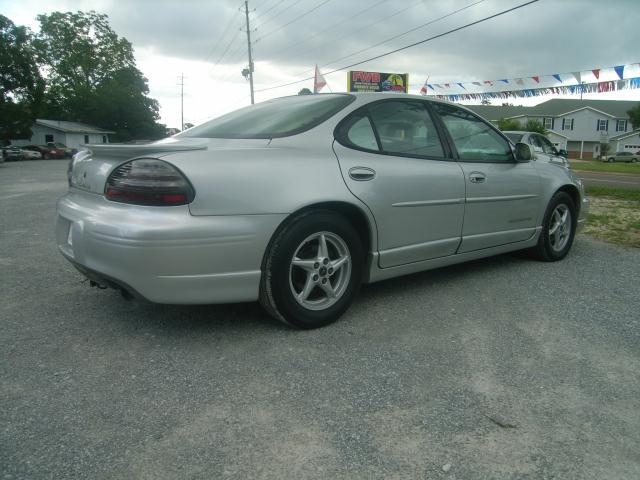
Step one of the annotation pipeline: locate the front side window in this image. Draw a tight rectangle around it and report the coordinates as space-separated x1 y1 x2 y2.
367 101 444 158
181 94 355 139
433 103 512 162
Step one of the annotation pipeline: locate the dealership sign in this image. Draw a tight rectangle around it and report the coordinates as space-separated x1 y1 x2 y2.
348 71 409 93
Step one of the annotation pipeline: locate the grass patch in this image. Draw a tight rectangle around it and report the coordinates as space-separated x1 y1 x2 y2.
585 186 640 202
582 193 640 248
570 160 640 174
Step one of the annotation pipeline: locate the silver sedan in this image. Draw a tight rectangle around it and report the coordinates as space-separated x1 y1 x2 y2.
57 93 589 328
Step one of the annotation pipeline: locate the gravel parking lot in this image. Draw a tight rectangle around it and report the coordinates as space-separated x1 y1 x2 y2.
1 160 639 479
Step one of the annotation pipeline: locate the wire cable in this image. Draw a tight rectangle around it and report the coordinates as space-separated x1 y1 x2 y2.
254 0 540 93
254 0 332 43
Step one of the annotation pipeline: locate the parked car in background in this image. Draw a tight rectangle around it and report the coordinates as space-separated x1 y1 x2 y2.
58 93 588 329
22 145 66 160
601 151 638 163
21 148 43 160
502 131 569 166
46 142 76 158
2 146 24 161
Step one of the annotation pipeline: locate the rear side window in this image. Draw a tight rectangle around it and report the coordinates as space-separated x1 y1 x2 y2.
180 94 354 139
369 101 445 158
433 103 513 162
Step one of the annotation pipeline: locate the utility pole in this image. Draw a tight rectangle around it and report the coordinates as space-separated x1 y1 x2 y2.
178 73 185 130
243 1 255 104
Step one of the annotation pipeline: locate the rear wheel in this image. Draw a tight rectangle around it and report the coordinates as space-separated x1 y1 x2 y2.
608 157 614 163
529 191 577 262
260 210 364 329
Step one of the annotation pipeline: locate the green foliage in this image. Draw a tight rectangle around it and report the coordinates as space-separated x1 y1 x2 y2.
298 88 312 95
524 119 547 134
33 11 164 141
628 104 640 130
0 15 43 141
600 143 610 157
497 118 521 131
497 118 547 134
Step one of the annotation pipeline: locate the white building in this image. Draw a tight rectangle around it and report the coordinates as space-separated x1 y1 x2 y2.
466 99 639 159
12 119 114 150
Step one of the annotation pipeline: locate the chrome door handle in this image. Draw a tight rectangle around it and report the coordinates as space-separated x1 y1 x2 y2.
348 167 376 181
469 172 486 183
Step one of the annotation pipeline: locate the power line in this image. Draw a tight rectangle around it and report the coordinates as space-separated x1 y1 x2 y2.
320 0 486 70
202 7 240 63
264 0 389 62
258 0 429 88
254 0 332 44
254 0 304 30
254 0 540 93
254 0 285 22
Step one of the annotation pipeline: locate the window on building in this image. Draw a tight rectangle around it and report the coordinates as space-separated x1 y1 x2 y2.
562 118 574 130
597 119 609 131
45 134 54 143
543 117 554 129
84 135 89 144
616 119 627 132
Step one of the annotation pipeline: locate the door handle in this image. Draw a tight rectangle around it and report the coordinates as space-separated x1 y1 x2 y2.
469 172 486 183
348 167 376 181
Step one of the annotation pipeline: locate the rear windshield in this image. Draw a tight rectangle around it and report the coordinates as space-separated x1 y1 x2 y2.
504 132 524 144
180 94 355 139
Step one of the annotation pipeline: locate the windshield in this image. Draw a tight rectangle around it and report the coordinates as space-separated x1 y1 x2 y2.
504 132 524 144
180 94 355 139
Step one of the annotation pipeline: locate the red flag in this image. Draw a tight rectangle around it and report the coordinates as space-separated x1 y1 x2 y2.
592 69 600 79
532 76 540 83
314 65 327 93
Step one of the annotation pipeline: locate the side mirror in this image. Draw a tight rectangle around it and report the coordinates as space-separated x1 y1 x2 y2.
514 142 532 162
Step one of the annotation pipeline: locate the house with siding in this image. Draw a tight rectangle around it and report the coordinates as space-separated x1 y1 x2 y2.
11 119 114 150
465 99 639 159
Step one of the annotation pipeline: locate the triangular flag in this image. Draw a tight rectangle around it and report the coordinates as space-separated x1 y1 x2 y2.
457 83 466 90
572 72 582 84
614 65 624 80
420 79 429 95
483 80 493 86
428 84 434 90
499 79 509 84
472 81 481 86
592 69 600 79
444 83 450 88
532 76 540 83
515 78 524 85
552 74 561 82
313 65 327 93
433 84 441 88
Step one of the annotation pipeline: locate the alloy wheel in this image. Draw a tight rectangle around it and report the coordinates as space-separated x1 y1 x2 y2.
548 204 572 252
288 231 351 311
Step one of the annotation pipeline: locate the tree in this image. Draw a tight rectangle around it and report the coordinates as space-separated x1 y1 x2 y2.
628 104 640 130
183 122 194 129
524 119 547 134
497 118 522 131
480 98 491 105
0 15 43 143
298 88 312 95
34 11 164 140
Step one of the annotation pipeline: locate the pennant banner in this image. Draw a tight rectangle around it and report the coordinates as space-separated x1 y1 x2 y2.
421 62 639 95
427 78 640 102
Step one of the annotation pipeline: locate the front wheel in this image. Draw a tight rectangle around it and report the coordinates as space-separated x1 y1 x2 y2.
260 210 364 329
608 157 614 163
529 191 577 262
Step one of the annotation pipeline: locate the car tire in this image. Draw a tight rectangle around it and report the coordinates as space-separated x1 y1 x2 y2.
529 191 577 262
44 153 51 160
608 157 614 163
259 210 364 329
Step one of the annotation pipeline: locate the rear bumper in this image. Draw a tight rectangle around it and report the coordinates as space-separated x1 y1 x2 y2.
56 191 286 304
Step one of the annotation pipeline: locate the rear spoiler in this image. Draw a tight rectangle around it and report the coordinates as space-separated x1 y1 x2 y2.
83 141 208 159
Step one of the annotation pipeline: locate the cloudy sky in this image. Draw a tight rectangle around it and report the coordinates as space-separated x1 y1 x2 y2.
1 0 639 128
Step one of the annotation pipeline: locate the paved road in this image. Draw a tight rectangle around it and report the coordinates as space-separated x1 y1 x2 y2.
575 170 640 189
1 160 640 479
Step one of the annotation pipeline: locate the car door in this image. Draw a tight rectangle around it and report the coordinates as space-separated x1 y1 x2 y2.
431 103 541 253
333 99 465 268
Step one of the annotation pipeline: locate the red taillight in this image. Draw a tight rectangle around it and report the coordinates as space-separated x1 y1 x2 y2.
105 159 195 206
